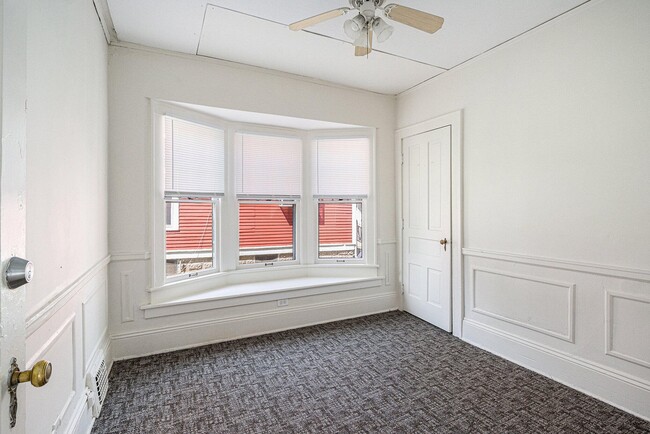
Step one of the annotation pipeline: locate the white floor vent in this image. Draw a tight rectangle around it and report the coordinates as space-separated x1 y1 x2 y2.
86 359 109 418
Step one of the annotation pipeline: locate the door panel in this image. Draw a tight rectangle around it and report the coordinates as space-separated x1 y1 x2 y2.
402 126 452 331
1 1 29 431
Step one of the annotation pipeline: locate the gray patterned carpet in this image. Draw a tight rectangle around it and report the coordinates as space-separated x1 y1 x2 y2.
92 311 650 433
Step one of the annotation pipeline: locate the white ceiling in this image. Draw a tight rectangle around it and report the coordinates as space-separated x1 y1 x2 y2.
107 0 589 94
168 101 365 130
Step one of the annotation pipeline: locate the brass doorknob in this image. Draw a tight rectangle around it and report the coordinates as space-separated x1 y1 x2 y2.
10 360 52 388
440 238 448 251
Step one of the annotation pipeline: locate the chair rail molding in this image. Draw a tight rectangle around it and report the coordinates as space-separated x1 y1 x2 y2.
462 248 650 282
26 255 110 336
110 251 151 262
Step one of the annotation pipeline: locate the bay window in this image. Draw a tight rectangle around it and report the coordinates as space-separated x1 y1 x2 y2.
154 102 375 291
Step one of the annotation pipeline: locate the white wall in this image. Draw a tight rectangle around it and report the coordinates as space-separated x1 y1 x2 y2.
398 0 650 419
25 0 109 432
107 44 398 358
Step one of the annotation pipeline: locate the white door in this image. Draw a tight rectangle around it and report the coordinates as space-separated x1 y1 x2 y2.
1 1 29 432
402 126 452 331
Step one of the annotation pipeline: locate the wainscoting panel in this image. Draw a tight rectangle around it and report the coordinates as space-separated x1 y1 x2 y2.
26 315 76 434
607 292 650 369
83 279 108 371
471 266 574 342
462 248 650 420
24 259 110 434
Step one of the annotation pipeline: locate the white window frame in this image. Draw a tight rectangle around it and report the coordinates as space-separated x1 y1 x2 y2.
163 197 220 284
151 101 226 288
309 129 376 266
232 125 304 270
237 197 300 269
315 197 365 263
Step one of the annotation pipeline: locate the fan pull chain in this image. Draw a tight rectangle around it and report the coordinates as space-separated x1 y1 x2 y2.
366 26 370 59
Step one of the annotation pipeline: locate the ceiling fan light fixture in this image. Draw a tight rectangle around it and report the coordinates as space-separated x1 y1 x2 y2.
343 14 366 39
352 29 369 47
359 0 377 19
373 17 393 43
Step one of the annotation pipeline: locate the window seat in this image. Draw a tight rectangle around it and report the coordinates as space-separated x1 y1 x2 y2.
141 275 384 319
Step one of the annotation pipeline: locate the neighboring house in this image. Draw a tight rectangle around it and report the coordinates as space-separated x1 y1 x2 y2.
166 202 361 274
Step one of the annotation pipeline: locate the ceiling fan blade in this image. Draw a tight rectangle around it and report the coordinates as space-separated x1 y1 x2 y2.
289 7 350 31
384 4 444 34
354 29 373 56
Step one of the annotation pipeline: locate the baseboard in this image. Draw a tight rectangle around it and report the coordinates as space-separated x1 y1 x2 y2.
462 318 650 421
112 292 399 360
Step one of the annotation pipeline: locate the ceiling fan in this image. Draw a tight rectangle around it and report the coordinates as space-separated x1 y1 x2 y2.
289 0 444 56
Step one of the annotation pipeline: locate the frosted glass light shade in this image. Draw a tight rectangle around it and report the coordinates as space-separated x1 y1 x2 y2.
343 14 366 39
374 18 393 43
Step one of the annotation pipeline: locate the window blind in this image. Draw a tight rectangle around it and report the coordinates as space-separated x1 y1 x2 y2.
235 133 302 196
164 116 225 196
313 137 370 197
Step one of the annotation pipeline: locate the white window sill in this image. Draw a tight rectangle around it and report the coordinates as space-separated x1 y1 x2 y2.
140 266 384 318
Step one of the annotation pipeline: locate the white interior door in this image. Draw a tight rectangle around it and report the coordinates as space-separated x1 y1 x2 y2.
1 1 28 432
402 126 452 331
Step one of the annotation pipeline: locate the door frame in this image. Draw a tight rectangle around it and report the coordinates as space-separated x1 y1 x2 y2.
396 110 463 338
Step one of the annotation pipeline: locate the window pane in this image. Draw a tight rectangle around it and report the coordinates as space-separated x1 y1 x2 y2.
165 200 214 278
239 203 296 264
318 201 363 259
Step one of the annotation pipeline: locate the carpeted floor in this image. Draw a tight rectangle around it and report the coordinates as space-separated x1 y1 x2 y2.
92 311 650 433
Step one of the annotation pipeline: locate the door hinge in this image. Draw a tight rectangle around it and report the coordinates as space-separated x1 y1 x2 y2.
401 218 404 230
401 284 405 295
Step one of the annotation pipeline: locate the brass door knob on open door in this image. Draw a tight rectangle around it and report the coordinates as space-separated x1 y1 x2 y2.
8 358 52 427
440 238 448 251
10 359 52 387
